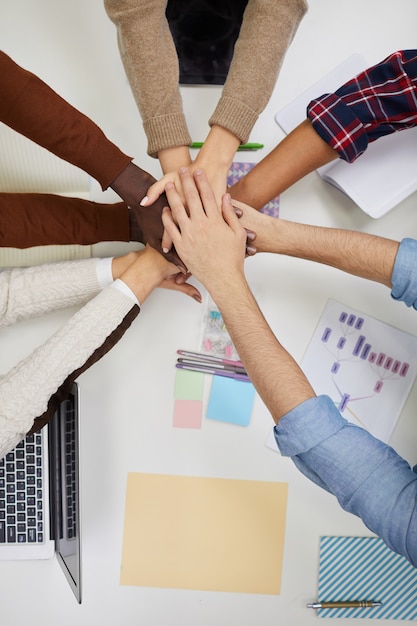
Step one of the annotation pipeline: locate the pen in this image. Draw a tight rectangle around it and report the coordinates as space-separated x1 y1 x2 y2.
178 358 246 374
176 363 250 382
190 142 264 151
306 601 382 609
177 350 244 368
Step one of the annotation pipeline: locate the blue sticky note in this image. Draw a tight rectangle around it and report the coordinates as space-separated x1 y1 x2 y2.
206 376 256 426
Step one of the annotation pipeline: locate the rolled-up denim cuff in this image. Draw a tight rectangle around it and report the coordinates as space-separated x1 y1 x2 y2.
274 395 347 457
391 238 417 309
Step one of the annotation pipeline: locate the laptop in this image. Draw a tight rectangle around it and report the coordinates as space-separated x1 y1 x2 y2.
0 382 82 603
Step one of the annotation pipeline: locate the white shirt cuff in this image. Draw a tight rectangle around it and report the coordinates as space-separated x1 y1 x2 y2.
96 257 114 289
111 278 140 307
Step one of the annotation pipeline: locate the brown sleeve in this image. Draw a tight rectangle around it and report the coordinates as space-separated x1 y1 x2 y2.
0 51 132 190
0 193 130 248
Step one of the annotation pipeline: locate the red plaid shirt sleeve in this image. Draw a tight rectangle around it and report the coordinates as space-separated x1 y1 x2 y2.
307 50 417 162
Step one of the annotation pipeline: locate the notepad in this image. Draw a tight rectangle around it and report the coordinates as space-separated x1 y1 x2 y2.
172 369 204 429
316 536 417 620
120 472 288 594
274 54 417 218
206 376 256 426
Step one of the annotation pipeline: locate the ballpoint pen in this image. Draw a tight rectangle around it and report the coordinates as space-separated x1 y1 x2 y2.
190 142 264 151
175 363 250 382
177 357 247 375
178 358 246 374
306 601 382 609
177 350 244 369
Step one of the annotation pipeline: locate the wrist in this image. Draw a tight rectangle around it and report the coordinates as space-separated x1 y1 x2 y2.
110 162 156 207
120 248 169 304
158 146 192 174
111 251 139 280
205 270 248 310
198 125 240 170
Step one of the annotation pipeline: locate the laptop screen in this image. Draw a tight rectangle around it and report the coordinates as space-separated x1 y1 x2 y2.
49 383 82 603
166 0 248 85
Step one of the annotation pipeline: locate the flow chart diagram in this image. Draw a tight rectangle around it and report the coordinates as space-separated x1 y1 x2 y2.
300 299 417 442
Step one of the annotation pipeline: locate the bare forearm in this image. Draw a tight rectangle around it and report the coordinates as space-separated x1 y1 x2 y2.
191 125 240 204
198 125 240 170
275 221 399 288
211 276 315 423
158 146 192 175
236 206 399 288
231 120 338 210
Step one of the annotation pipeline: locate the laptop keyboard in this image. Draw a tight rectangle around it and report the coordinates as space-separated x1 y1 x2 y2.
64 397 77 540
0 432 44 545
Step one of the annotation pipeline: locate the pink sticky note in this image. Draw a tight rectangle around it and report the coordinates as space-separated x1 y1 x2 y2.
173 399 203 429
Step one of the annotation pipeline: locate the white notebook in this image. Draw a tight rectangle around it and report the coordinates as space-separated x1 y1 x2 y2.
275 54 417 218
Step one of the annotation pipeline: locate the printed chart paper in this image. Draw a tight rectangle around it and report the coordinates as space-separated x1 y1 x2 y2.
120 473 288 594
301 299 417 442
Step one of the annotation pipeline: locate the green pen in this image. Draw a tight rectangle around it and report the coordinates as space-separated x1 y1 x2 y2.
190 142 264 151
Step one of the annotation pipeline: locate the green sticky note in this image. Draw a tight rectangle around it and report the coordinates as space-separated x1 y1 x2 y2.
174 369 205 400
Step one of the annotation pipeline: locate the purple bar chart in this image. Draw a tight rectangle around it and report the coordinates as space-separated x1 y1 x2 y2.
301 299 417 441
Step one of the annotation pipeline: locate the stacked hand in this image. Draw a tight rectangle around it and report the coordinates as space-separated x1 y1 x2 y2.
161 168 248 297
110 162 186 272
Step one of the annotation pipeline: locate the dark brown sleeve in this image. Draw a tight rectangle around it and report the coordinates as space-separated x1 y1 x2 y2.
0 193 130 247
0 51 132 190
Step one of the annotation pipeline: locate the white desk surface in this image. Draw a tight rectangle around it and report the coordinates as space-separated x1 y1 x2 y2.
1 1 417 624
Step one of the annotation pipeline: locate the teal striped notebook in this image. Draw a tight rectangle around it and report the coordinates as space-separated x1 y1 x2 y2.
317 536 417 620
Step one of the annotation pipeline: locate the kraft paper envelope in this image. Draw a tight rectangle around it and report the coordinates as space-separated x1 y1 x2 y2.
120 473 288 594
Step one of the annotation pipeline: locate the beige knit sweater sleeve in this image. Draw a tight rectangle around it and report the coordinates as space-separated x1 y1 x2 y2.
104 0 307 157
210 0 308 143
0 262 135 458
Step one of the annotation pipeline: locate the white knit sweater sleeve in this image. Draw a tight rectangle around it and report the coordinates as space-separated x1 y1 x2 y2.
0 285 136 458
0 259 101 327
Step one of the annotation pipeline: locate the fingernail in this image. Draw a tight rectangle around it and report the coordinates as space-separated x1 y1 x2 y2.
179 167 188 174
246 230 256 241
193 294 202 303
139 196 148 206
246 246 257 256
224 193 231 204
194 169 203 176
234 207 243 217
162 247 169 253
165 182 174 191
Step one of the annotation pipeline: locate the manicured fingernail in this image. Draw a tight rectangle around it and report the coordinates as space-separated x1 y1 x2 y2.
246 246 257 256
162 247 169 253
234 207 243 217
246 230 256 241
140 196 148 206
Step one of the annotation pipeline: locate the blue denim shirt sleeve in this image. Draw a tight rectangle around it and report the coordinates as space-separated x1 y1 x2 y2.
391 238 417 309
274 395 417 567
